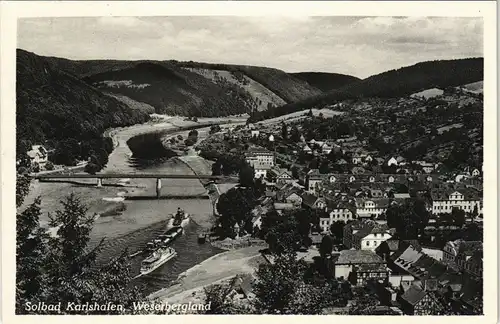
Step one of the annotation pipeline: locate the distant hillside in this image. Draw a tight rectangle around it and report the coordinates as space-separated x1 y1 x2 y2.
178 61 322 103
290 72 360 92
44 57 322 116
83 62 257 117
250 58 484 122
16 49 150 167
184 67 286 111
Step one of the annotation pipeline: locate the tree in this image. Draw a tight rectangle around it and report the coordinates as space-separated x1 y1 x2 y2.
252 252 345 314
216 187 257 238
386 199 430 239
239 163 255 187
307 109 313 117
319 159 330 174
16 194 144 314
211 160 223 176
44 161 54 171
16 173 31 208
290 125 301 143
329 221 345 244
203 280 241 314
319 235 334 258
281 122 288 141
85 154 102 175
209 124 222 135
16 197 47 308
451 207 466 228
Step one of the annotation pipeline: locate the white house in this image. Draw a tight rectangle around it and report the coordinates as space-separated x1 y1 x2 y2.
27 145 48 167
387 157 398 167
303 144 312 154
355 198 390 218
471 168 481 177
245 147 274 178
343 220 392 251
251 130 260 138
319 202 355 232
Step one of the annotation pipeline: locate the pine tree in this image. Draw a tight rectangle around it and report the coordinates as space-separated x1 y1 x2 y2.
16 194 145 314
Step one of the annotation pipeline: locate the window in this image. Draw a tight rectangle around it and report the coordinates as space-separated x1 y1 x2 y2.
366 241 370 246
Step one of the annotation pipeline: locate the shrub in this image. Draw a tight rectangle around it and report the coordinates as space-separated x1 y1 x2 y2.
45 161 54 171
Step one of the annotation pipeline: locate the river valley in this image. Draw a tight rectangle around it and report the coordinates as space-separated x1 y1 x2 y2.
19 116 246 296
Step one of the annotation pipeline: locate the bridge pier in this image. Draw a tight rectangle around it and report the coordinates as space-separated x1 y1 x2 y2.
96 178 102 187
156 178 162 198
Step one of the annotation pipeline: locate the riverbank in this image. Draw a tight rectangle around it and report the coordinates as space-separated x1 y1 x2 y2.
148 245 266 304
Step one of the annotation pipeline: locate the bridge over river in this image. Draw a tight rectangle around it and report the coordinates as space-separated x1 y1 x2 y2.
33 173 238 198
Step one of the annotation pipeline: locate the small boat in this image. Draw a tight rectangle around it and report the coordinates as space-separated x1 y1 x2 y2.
135 247 177 278
172 208 190 227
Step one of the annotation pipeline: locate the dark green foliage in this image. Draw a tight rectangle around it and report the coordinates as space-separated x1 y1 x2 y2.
329 221 345 244
209 124 222 134
249 58 483 122
44 161 54 171
239 163 255 187
16 174 31 208
262 208 323 255
386 199 430 239
179 61 322 103
17 49 149 167
291 72 361 92
252 253 347 314
83 61 256 117
451 207 466 228
216 187 258 238
16 194 144 314
319 235 334 258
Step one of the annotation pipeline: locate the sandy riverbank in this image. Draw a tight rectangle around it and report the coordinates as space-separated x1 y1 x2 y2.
148 245 266 304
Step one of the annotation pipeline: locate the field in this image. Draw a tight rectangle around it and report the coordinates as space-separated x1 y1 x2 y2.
257 108 345 125
410 88 444 99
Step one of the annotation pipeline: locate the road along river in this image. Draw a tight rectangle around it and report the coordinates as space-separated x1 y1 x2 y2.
19 116 246 295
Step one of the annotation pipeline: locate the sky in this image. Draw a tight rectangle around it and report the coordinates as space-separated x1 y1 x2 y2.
18 16 483 78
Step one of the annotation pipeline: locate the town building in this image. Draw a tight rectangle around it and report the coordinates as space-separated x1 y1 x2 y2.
430 189 482 215
331 250 388 285
319 201 355 232
27 145 48 168
343 220 392 251
245 147 275 179
397 281 444 315
354 198 391 219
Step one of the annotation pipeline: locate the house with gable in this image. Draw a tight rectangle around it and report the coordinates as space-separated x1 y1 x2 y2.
397 281 444 315
331 249 388 285
343 220 392 251
319 200 356 232
27 145 48 168
301 192 327 210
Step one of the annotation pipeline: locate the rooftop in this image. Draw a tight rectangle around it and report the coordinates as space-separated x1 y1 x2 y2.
334 249 385 265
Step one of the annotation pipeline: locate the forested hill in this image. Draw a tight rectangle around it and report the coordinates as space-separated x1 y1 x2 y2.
290 72 361 92
16 49 150 168
44 56 322 115
249 58 484 122
83 61 258 117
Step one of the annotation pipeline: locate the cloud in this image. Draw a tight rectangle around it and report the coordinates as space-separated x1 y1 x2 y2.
17 16 483 78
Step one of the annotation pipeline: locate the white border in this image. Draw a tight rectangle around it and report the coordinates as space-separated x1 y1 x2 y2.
1 1 497 324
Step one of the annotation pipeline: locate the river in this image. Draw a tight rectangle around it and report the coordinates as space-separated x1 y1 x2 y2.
21 116 245 296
